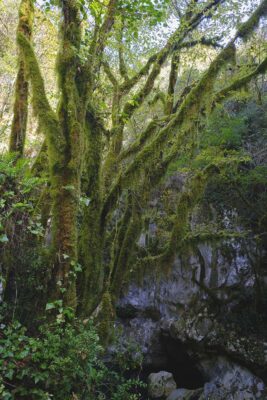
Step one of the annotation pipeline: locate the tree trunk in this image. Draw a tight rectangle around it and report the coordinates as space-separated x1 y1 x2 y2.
78 109 103 315
9 0 33 156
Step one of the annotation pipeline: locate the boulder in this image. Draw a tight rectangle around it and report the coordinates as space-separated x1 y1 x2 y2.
148 371 177 398
198 358 267 400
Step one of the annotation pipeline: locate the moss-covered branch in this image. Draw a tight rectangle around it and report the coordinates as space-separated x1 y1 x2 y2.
47 0 85 308
101 43 236 226
90 0 117 77
102 60 118 87
118 0 224 119
165 51 180 115
117 0 267 187
17 33 64 167
117 117 168 162
214 56 267 104
101 0 223 189
235 0 267 40
173 82 197 113
110 194 142 298
118 20 129 81
178 36 223 50
78 106 103 315
135 170 211 270
120 53 158 95
31 139 48 176
109 194 133 287
101 0 267 225
187 0 226 30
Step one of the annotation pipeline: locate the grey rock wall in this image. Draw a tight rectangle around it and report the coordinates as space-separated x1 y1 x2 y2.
115 238 267 399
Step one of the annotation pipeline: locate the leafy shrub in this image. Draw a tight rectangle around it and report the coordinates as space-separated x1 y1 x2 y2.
0 315 145 400
0 153 48 321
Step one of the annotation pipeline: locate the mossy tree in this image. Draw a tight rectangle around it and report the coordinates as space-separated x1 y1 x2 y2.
7 0 267 316
9 0 34 156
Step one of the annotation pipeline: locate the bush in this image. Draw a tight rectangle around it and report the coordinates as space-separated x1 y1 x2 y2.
0 315 145 400
0 153 47 322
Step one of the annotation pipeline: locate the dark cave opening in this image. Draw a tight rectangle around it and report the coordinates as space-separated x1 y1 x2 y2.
160 334 206 389
141 333 206 392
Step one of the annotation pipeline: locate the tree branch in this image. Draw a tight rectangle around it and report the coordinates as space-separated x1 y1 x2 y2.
93 0 117 65
235 0 267 41
166 51 180 115
179 36 223 49
101 0 267 226
101 43 235 227
102 60 118 87
117 117 168 162
17 33 64 161
214 56 267 104
118 20 129 81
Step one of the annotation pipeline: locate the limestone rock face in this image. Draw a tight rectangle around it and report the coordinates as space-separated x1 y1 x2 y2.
169 314 267 379
116 239 257 367
115 216 267 399
148 371 177 399
199 357 267 399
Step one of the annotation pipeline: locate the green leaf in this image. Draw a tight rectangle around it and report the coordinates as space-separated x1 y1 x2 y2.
45 303 56 311
63 185 75 191
13 202 30 209
0 234 8 243
80 196 91 206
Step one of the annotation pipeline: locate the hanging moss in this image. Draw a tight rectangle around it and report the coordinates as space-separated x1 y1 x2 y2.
165 51 180 115
17 32 64 169
31 140 48 177
214 56 267 105
117 118 166 162
111 198 142 298
164 172 209 259
17 0 85 309
109 194 134 285
96 291 115 345
101 43 237 227
78 108 104 316
100 6 207 187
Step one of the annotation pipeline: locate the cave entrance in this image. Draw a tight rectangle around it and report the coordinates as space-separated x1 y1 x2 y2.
141 334 206 391
160 334 205 389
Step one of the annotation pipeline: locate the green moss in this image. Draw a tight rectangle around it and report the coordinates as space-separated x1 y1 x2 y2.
9 62 29 156
102 44 237 227
97 291 115 345
78 109 103 316
17 0 85 309
165 51 180 115
17 32 64 170
111 197 142 297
